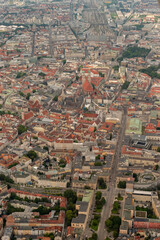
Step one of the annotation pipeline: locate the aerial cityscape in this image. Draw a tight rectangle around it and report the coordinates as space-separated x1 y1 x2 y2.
0 0 159 239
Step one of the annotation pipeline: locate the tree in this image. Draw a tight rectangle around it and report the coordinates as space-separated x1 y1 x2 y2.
105 219 113 229
109 133 112 140
122 81 130 90
133 173 138 182
68 202 76 211
122 46 150 59
95 195 106 212
33 136 38 140
98 178 107 189
89 233 98 240
26 150 37 161
0 174 14 184
145 234 151 240
105 215 121 234
63 59 66 65
39 72 46 77
7 203 24 215
113 65 119 71
58 159 66 168
44 233 54 240
26 93 31 100
0 110 5 116
18 125 28 135
66 210 74 226
84 186 91 189
10 192 17 200
117 193 123 201
16 72 26 78
155 165 159 171
33 206 51 215
3 218 6 228
64 189 77 204
53 96 58 101
140 65 160 79
117 181 126 189
96 191 102 200
43 146 49 151
90 214 101 231
8 162 18 169
112 201 120 214
113 201 119 210
101 197 106 206
96 155 100 160
24 197 30 202
99 72 104 77
94 162 102 166
113 230 118 238
136 206 157 219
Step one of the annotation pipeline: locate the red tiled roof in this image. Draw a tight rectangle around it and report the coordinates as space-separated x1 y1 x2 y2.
23 111 34 121
82 79 93 92
83 113 98 118
67 226 74 236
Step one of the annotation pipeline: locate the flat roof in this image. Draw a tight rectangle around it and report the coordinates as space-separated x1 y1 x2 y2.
133 190 152 196
82 190 93 202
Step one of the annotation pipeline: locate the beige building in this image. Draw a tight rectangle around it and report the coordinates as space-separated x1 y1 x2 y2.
133 190 152 202
128 157 159 167
72 190 94 231
37 178 67 188
72 177 97 190
54 140 73 150
119 221 129 235
71 214 87 229
34 147 48 159
12 173 31 185
152 197 160 219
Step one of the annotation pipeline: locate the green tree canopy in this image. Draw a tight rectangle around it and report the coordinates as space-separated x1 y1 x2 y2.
96 191 102 200
105 215 121 234
140 65 160 79
89 233 98 240
66 210 75 226
26 150 37 161
18 125 28 135
122 46 150 59
98 178 107 189
117 181 126 189
64 189 77 204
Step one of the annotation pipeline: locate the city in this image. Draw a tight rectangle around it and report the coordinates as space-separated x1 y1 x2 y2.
0 0 159 239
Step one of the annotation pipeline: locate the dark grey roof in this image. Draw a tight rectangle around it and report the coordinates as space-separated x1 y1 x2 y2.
72 214 86 224
79 202 88 212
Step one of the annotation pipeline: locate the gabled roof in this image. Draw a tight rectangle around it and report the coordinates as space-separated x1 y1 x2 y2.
145 123 156 132
82 79 93 92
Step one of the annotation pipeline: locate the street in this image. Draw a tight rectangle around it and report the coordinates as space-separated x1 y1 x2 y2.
97 106 127 240
31 31 35 57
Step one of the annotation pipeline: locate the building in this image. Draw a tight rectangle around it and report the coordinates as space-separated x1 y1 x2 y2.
126 118 142 135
